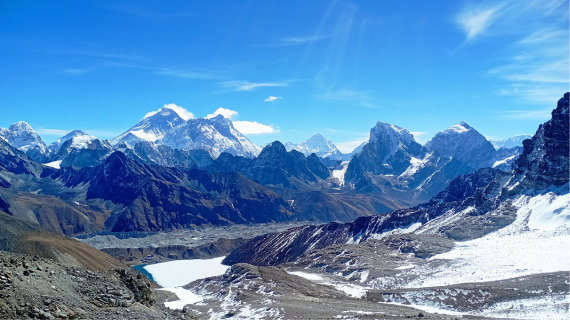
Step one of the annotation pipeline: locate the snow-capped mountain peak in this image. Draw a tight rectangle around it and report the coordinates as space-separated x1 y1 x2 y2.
0 121 47 153
369 121 417 161
161 114 261 159
48 130 95 153
489 134 532 149
110 106 187 146
285 133 339 155
425 121 496 169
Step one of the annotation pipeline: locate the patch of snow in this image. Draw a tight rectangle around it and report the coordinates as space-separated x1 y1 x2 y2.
493 155 515 168
143 256 229 288
44 160 62 169
160 287 204 309
288 271 324 281
395 265 415 270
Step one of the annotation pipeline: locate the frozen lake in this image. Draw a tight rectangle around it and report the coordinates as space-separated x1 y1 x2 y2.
140 256 230 309
142 256 229 288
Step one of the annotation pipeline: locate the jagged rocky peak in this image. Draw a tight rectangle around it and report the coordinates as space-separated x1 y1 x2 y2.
369 121 421 160
512 92 569 189
161 114 261 159
110 105 187 146
424 121 496 170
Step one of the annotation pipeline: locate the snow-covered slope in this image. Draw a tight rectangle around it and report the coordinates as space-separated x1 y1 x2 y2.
161 115 261 159
48 130 97 153
490 134 532 149
285 133 347 159
424 121 496 170
110 106 187 146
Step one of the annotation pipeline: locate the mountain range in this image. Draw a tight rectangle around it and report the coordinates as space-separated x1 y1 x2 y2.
0 100 535 234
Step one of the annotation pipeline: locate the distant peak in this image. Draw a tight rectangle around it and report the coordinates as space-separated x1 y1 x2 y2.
9 121 33 131
458 121 471 129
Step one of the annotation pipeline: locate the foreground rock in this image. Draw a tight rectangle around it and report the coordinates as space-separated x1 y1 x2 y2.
0 251 186 320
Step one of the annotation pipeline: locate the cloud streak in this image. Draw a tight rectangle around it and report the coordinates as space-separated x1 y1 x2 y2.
455 4 503 41
221 80 288 91
454 0 569 106
264 96 282 102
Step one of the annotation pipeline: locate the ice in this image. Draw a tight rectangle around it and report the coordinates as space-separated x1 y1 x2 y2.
143 256 229 288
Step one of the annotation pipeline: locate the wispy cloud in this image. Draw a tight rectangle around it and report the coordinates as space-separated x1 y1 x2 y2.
109 4 199 19
336 137 368 153
60 68 91 75
454 0 569 106
455 4 504 41
410 131 429 144
156 68 225 80
221 80 288 91
314 89 376 108
264 96 283 102
35 128 69 136
259 34 332 47
495 109 553 120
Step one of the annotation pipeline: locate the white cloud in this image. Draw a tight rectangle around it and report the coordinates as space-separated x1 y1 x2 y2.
264 96 282 102
233 121 277 134
335 138 368 153
144 103 194 121
455 4 503 40
204 107 278 134
221 80 288 91
206 107 238 120
156 69 223 80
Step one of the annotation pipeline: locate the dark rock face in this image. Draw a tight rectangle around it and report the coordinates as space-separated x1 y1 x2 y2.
345 123 424 190
0 139 43 177
49 152 298 232
513 92 569 189
55 138 113 168
119 141 214 168
206 141 330 189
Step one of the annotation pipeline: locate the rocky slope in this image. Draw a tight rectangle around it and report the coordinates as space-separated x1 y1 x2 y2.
223 92 569 267
47 152 298 232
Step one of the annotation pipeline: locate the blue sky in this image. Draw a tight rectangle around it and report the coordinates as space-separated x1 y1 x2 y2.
0 0 568 151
